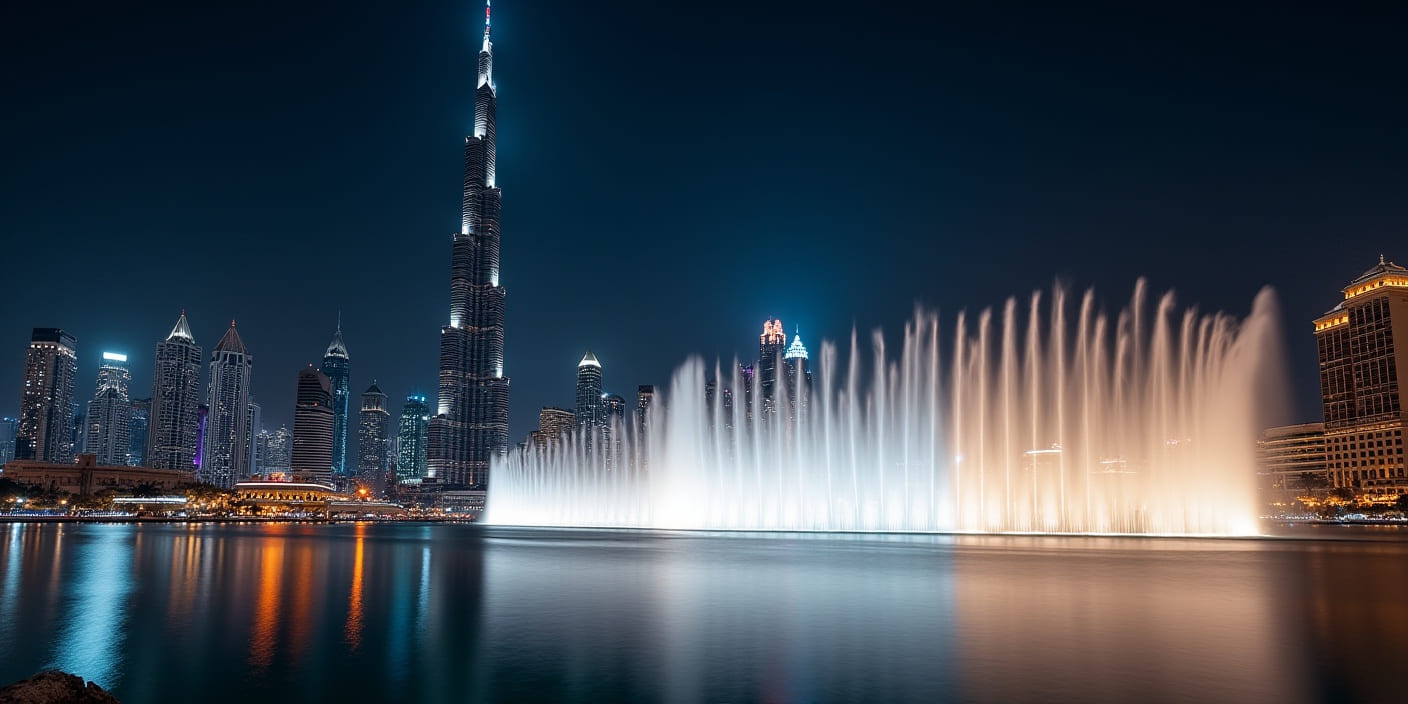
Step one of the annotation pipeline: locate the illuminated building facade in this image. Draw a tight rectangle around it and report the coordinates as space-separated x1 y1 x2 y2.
575 351 603 455
4 454 190 495
202 323 254 488
291 367 335 485
1257 423 1329 500
530 406 575 450
321 320 351 476
783 330 812 425
1314 255 1408 491
85 352 132 466
397 395 431 484
148 313 203 471
758 319 786 423
429 1 509 488
257 426 293 475
16 328 78 463
357 381 391 482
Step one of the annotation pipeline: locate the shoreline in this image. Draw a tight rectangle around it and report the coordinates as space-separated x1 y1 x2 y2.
0 515 472 524
3 515 1405 531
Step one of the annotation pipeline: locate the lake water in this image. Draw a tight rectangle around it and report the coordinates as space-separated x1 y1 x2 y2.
0 522 1405 703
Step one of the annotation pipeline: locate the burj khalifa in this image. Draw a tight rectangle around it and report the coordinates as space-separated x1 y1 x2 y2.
428 1 509 488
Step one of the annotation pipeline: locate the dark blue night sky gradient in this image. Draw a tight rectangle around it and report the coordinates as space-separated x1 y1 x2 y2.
2 1 1405 439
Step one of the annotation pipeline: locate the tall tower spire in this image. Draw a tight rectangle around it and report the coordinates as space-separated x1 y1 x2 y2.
431 0 509 488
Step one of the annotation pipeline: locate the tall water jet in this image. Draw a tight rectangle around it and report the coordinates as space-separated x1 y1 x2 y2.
488 282 1281 535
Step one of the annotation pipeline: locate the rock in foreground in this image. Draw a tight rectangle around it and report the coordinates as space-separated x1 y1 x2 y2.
0 671 119 704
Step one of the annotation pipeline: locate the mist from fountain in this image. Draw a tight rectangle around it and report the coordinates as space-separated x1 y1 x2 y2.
487 282 1282 535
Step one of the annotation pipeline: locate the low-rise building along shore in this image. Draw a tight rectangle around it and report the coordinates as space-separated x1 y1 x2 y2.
2 454 191 495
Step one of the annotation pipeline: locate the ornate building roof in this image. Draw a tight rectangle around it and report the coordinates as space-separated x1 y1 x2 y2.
167 312 195 343
212 321 248 356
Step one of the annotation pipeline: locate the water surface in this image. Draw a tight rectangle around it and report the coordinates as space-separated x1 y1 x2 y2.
0 522 1403 703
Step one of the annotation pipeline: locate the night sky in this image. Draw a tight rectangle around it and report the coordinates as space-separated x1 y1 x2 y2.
2 1 1405 439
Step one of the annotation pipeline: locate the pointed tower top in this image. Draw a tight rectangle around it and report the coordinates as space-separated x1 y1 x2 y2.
166 312 195 343
213 322 248 356
579 350 601 368
365 379 384 395
785 332 809 361
325 319 349 359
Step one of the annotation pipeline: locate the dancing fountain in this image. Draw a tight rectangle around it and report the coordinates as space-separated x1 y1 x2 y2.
487 282 1281 535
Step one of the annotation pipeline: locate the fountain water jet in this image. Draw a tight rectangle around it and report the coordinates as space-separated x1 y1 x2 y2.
488 282 1281 535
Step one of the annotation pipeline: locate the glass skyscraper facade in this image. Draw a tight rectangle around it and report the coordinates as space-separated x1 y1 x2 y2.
16 328 78 463
575 351 603 456
397 395 430 484
85 351 132 466
148 313 203 471
321 322 351 476
291 367 335 485
201 323 254 488
357 381 391 482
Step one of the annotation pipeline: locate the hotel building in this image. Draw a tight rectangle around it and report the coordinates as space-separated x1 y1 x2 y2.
1314 256 1408 491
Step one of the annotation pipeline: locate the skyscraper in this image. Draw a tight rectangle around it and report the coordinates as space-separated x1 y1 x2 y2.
127 398 150 467
291 367 335 486
575 351 603 455
429 1 509 488
16 328 78 463
535 406 575 449
245 400 261 475
636 385 655 432
202 322 254 488
0 417 17 465
758 319 787 424
358 381 391 483
603 392 625 468
397 395 431 484
783 329 812 425
259 426 293 475
253 427 270 476
95 351 132 396
321 320 351 476
1315 255 1408 491
194 404 208 471
148 313 203 472
636 385 655 468
85 352 132 466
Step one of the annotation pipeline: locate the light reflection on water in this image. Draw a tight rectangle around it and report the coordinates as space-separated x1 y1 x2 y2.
0 523 1405 703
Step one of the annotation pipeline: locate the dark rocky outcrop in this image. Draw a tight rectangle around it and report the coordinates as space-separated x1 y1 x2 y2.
0 671 120 704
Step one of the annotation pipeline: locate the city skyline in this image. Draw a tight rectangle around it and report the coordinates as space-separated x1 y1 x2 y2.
3 1 1406 442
